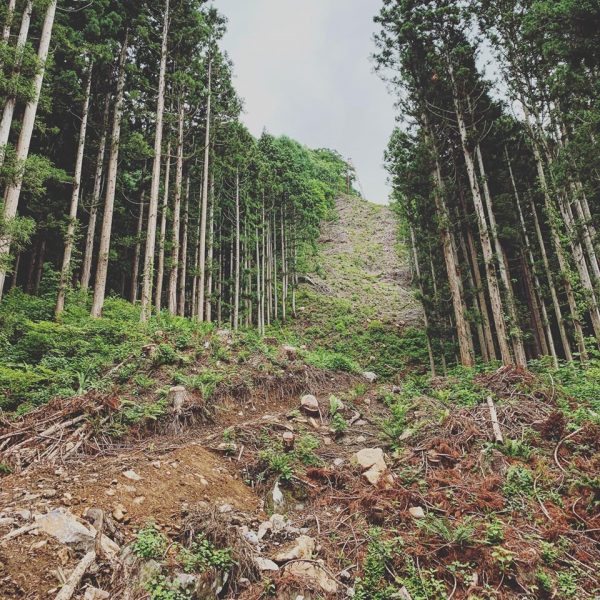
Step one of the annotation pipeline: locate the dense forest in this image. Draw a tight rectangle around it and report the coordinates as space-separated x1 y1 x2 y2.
378 0 600 372
0 0 352 330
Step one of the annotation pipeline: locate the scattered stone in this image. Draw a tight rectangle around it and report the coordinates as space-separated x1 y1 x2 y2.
355 435 367 444
152 461 161 469
133 496 146 506
255 557 280 572
112 504 127 522
14 509 32 521
0 517 16 526
282 431 296 452
300 394 320 415
218 503 233 514
355 419 367 426
273 535 315 562
399 429 413 441
30 539 48 550
216 442 238 453
122 470 142 482
283 560 338 594
41 489 57 499
272 482 285 510
323 437 333 446
104 488 116 497
138 559 162 587
363 398 371 406
333 458 344 467
199 477 209 486
352 448 392 487
362 372 378 383
241 528 259 545
408 506 425 519
270 514 287 532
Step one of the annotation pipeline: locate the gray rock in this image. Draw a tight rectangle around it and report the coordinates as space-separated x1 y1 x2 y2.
255 557 280 572
273 535 315 562
362 372 378 383
122 470 142 482
352 448 391 487
300 394 319 415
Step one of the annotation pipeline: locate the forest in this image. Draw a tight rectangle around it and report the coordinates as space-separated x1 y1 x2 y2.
0 0 351 328
0 1 599 600
378 0 600 371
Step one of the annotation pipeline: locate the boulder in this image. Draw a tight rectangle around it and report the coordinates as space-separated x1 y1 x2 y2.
362 372 378 383
283 561 338 594
122 470 142 482
273 535 315 562
300 395 319 415
255 557 280 572
35 509 119 559
352 448 391 487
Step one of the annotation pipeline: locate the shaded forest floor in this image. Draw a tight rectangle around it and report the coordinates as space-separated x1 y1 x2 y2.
0 198 599 599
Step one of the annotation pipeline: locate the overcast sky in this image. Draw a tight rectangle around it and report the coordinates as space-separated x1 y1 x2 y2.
213 0 395 204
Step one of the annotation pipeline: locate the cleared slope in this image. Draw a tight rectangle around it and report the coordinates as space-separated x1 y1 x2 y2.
312 194 420 325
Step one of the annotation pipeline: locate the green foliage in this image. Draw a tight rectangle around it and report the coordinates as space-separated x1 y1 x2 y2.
294 434 322 467
179 536 234 574
484 517 504 545
258 447 294 482
305 348 358 373
503 465 534 498
416 515 475 546
146 576 189 600
133 523 168 560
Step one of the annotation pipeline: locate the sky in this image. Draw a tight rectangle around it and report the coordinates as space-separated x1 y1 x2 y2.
213 0 395 204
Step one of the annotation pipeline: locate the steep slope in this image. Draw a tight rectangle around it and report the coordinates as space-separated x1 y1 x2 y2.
312 194 420 326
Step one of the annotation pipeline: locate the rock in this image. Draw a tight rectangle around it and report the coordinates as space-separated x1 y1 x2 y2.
408 506 425 519
255 557 280 572
333 458 345 467
283 561 338 594
273 535 315 562
272 482 284 510
362 372 378 383
352 448 391 487
138 559 162 587
13 509 32 521
41 488 57 499
282 431 295 452
35 509 119 559
112 503 127 522
84 588 110 600
218 503 233 514
241 528 259 545
216 442 238 453
152 461 161 469
300 394 320 415
270 513 287 532
0 517 16 526
354 419 367 426
168 386 188 414
30 540 48 550
355 435 367 444
133 496 146 506
122 470 142 482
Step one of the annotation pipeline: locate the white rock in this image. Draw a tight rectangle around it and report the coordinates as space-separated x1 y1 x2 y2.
255 557 280 572
362 372 378 383
35 509 119 559
284 560 338 594
273 535 315 562
408 506 425 519
272 481 284 509
122 470 142 482
352 448 391 487
270 513 287 532
84 588 110 600
300 394 320 415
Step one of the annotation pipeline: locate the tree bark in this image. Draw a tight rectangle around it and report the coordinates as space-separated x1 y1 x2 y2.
0 0 57 299
233 169 241 329
130 192 146 303
90 33 128 317
177 176 190 316
0 0 34 166
155 141 171 313
81 94 110 291
168 103 185 314
197 59 212 322
1 0 17 43
140 0 170 322
56 64 93 317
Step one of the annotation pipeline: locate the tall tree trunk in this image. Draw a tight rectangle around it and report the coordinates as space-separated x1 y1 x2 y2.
206 183 215 322
90 33 128 317
168 103 185 315
281 209 287 322
449 68 513 365
140 0 170 322
0 0 57 299
197 59 212 322
1 0 17 43
474 142 527 366
410 226 436 375
10 252 20 290
507 151 559 366
81 94 110 291
178 176 190 316
130 192 146 303
0 0 34 166
233 169 241 329
55 65 93 317
155 141 171 313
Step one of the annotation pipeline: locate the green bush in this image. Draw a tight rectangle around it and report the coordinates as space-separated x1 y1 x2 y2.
133 523 168 559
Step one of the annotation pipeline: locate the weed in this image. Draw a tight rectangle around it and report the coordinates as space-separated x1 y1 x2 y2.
500 438 533 460
503 465 534 498
484 517 504 544
400 556 447 600
294 434 322 467
152 344 180 367
417 514 475 546
179 535 234 574
120 398 168 425
133 523 168 559
146 576 189 600
557 571 578 598
491 547 515 573
259 447 294 481
540 541 560 565
536 570 553 593
0 462 12 475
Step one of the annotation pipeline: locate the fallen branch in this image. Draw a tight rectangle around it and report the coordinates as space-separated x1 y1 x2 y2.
0 522 38 543
55 550 96 600
486 396 503 444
